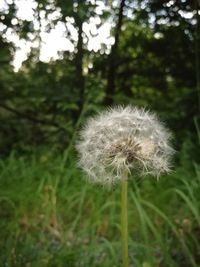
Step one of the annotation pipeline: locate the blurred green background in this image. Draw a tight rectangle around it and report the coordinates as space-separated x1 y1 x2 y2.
0 0 200 266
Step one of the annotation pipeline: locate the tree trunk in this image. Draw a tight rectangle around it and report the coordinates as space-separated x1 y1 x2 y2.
195 0 200 111
104 0 126 105
74 14 85 119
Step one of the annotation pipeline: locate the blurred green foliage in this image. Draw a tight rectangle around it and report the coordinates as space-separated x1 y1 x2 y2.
0 0 199 155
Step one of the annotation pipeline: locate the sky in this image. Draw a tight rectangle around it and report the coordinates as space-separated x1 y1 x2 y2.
0 0 114 71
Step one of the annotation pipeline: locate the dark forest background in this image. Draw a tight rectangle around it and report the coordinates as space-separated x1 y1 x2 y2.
0 0 199 155
0 1 200 267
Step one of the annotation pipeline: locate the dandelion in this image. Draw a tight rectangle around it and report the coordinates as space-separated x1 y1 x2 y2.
77 106 173 184
76 106 174 267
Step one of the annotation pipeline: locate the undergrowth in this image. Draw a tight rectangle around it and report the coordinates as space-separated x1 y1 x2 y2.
0 145 200 267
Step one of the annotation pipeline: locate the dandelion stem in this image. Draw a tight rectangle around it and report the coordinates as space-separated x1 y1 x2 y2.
121 170 129 267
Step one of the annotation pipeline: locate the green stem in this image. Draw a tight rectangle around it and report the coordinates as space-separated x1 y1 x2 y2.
121 170 129 267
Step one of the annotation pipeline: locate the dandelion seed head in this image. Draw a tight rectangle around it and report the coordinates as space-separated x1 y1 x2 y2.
76 106 174 185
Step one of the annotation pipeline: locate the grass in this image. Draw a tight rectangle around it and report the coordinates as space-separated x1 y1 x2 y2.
0 149 200 267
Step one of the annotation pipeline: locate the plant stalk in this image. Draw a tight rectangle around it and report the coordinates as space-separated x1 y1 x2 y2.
121 170 129 267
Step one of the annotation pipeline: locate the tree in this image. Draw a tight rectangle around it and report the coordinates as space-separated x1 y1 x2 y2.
104 0 126 105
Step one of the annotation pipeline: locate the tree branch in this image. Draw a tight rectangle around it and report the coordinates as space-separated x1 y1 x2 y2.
0 102 67 132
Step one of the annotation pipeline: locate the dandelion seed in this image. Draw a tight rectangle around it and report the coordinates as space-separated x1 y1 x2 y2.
76 106 174 185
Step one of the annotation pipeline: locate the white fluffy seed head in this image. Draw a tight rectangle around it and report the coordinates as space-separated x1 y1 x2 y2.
76 106 174 185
